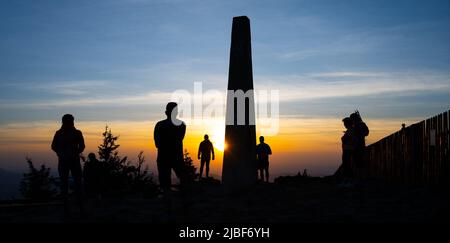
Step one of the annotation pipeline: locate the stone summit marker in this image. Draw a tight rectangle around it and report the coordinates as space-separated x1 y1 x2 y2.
222 16 257 189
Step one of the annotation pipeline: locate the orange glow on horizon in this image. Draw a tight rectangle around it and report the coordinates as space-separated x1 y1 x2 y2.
0 117 421 176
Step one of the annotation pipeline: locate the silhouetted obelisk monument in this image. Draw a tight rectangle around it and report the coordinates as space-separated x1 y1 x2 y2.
222 16 257 189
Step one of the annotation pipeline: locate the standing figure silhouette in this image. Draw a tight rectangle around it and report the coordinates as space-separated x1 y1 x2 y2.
256 136 272 182
340 117 354 186
83 152 103 199
198 134 215 179
350 111 369 179
154 102 187 193
51 114 85 215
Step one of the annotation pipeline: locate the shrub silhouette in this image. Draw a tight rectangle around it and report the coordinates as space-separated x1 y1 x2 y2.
126 151 158 197
94 126 158 197
20 158 57 201
183 149 197 181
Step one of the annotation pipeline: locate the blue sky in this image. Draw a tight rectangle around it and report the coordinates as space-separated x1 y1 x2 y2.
1 0 450 124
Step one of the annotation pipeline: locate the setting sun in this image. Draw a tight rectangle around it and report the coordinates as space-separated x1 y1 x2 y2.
210 126 226 151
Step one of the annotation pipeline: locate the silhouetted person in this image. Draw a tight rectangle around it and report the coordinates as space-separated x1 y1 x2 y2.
350 111 369 178
154 102 187 193
51 114 85 214
340 117 354 185
198 134 215 179
256 136 272 182
83 153 103 199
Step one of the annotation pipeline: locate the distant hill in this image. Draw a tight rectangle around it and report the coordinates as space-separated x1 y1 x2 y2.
0 168 22 200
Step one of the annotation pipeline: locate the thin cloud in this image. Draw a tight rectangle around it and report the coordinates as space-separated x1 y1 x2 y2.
255 71 450 101
10 80 111 96
307 72 383 78
280 31 381 60
0 91 172 109
1 70 449 109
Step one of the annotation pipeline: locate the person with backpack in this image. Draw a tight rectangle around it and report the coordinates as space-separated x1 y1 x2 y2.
51 114 85 215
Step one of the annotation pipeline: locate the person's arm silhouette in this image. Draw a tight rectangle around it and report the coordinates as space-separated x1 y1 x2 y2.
211 141 215 160
198 142 202 160
51 131 60 156
180 122 186 140
153 122 161 149
77 130 85 154
255 144 259 159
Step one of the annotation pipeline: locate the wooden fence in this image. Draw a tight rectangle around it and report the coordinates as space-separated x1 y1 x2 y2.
364 109 450 186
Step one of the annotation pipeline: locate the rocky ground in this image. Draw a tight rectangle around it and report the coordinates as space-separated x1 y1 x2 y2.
0 176 448 223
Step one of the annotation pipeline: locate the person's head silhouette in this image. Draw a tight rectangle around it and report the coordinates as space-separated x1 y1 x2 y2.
88 152 97 162
342 117 352 129
204 134 209 140
62 114 75 128
259 136 264 143
165 102 178 118
350 111 362 123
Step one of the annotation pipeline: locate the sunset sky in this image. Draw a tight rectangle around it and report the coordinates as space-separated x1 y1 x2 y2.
1 0 450 178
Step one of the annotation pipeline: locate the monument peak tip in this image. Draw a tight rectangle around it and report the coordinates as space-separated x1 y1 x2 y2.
233 16 250 20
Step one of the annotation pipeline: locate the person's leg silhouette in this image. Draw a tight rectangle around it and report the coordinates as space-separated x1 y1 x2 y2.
205 159 210 178
199 159 206 178
70 160 83 214
58 161 70 215
158 161 172 193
